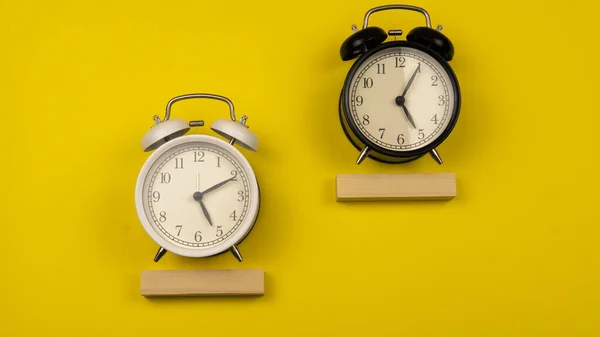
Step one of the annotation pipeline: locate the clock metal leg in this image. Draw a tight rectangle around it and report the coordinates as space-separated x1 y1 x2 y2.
154 246 167 262
356 147 370 165
429 148 443 165
230 244 243 262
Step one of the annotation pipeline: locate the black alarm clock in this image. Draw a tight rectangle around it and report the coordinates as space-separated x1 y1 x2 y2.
338 4 461 165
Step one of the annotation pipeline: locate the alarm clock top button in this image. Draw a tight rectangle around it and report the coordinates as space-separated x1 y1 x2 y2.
340 26 388 61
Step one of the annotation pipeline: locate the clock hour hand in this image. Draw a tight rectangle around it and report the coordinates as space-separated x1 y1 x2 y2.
401 104 417 129
395 96 417 129
193 191 213 226
201 176 237 195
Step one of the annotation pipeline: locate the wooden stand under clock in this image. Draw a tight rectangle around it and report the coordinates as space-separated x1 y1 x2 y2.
336 173 456 201
140 269 264 297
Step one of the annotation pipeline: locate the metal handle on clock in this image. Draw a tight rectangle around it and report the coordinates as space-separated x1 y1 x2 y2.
362 4 432 29
158 93 240 124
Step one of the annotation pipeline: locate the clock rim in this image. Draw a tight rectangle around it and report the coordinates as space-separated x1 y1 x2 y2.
340 40 461 159
134 134 260 258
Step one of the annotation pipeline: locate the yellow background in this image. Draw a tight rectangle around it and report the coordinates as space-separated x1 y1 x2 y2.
1 0 599 335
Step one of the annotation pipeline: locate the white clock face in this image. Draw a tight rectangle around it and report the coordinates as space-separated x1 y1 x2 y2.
347 45 457 152
135 135 259 257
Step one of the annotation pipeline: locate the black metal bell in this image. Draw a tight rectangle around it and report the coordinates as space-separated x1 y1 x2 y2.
406 26 454 61
340 27 387 61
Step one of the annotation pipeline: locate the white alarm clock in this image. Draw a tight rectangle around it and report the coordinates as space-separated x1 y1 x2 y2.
134 93 260 263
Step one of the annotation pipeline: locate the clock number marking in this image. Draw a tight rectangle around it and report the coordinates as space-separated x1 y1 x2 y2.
418 129 425 140
397 134 405 145
431 75 438 86
216 156 221 168
417 62 421 72
431 114 439 124
230 170 238 180
175 157 183 169
362 115 370 125
194 231 202 242
237 190 245 202
438 95 445 106
377 63 386 74
160 172 171 184
216 226 223 237
159 211 166 222
356 95 364 106
363 78 373 88
378 128 385 139
230 210 237 221
194 151 205 162
395 57 405 68
175 225 182 236
152 191 160 202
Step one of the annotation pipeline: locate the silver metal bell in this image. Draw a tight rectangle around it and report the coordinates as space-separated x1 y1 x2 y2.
211 116 258 151
141 118 191 152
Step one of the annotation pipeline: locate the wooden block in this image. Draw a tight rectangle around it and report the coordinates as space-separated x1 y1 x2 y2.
336 173 456 201
140 269 264 297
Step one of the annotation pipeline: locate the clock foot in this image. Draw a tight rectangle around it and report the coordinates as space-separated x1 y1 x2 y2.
429 148 443 165
230 245 243 262
356 147 370 165
154 247 167 262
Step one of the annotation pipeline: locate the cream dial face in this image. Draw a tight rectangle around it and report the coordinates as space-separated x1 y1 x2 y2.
348 46 456 152
138 137 257 255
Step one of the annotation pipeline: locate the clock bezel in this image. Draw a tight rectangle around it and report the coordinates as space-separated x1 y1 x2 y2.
134 134 260 258
339 40 461 160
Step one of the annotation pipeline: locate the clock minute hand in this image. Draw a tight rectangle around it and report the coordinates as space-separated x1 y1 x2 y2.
201 176 237 195
401 63 420 97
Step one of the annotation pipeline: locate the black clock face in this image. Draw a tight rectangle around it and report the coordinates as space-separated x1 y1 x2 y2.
342 41 461 158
